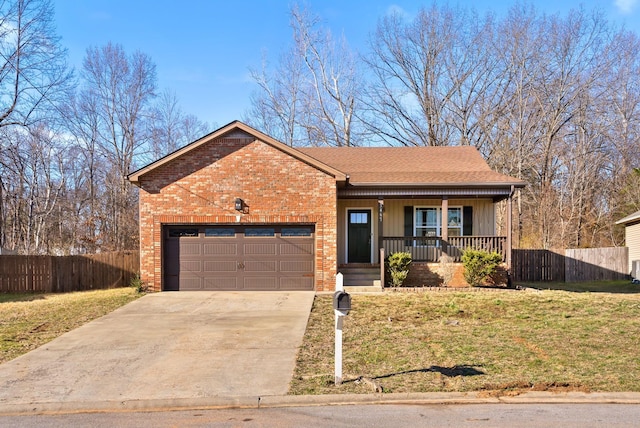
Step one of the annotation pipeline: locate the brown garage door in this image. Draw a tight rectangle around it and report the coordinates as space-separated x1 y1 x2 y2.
164 225 315 291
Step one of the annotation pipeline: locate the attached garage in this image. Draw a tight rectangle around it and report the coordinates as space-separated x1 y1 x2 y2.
163 225 315 291
128 121 343 292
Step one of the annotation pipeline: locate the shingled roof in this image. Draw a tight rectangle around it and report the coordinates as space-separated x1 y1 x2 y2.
128 120 524 189
298 146 524 187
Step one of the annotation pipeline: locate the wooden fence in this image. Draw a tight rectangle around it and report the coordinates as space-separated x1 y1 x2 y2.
512 247 629 282
512 249 566 282
564 247 628 282
0 251 140 293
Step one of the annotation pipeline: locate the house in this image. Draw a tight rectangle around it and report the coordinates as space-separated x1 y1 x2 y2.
127 121 525 292
616 210 640 279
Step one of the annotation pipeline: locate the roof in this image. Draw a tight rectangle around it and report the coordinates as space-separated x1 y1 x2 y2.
127 121 347 185
616 210 640 225
128 121 525 189
299 146 525 187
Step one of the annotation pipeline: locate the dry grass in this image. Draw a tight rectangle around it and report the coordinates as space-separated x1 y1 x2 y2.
290 285 640 395
0 288 141 364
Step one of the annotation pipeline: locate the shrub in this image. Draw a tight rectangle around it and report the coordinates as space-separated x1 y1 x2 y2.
387 251 412 287
461 249 502 287
130 272 148 293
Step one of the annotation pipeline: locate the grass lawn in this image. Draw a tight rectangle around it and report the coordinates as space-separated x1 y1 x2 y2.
290 282 640 395
0 288 141 364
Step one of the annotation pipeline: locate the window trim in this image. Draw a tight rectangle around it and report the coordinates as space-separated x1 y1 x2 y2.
414 206 463 239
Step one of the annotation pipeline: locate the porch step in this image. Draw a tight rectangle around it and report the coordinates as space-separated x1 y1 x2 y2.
339 266 383 291
344 283 382 293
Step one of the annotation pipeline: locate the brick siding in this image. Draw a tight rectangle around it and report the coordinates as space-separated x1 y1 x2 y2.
137 134 338 291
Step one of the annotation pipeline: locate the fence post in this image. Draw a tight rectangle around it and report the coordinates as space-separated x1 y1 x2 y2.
48 256 55 293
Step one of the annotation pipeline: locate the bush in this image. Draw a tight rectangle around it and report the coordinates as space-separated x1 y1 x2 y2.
387 252 412 287
461 249 502 287
130 272 148 293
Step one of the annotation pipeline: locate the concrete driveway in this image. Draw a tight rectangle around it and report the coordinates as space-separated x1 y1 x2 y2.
0 291 315 410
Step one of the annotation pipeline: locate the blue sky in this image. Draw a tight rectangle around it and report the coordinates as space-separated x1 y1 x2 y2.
54 1 640 130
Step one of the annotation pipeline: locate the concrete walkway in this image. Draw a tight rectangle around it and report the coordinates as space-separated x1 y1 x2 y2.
0 291 315 412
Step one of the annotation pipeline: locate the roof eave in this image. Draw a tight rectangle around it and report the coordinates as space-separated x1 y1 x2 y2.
616 211 640 225
346 181 526 188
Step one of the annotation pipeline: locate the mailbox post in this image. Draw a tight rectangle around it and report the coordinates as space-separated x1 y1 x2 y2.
334 273 351 385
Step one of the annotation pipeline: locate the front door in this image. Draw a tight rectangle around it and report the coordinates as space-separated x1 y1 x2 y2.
348 209 372 263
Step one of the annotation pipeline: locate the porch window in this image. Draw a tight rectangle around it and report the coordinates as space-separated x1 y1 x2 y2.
415 207 463 238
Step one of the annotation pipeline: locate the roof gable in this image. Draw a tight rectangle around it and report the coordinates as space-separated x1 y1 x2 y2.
127 121 347 185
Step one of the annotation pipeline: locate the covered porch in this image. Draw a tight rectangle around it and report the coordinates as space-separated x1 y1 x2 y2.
337 186 518 288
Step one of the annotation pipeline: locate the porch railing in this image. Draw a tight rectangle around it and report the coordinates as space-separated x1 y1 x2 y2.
382 236 506 262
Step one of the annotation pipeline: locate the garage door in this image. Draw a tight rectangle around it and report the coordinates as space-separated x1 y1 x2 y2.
163 225 315 291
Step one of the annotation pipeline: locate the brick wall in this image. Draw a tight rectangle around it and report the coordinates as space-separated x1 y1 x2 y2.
137 134 338 291
404 262 470 287
403 262 508 287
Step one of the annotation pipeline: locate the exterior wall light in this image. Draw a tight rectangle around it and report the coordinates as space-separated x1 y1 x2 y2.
235 198 249 213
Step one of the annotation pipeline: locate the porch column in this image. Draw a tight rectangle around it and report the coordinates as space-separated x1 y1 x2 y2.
378 198 384 263
506 186 514 269
441 196 448 255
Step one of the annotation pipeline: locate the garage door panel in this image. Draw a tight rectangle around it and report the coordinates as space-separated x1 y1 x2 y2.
180 277 203 290
280 260 314 272
244 243 277 255
203 243 237 255
204 277 239 290
244 260 277 272
180 260 201 273
180 242 201 255
204 260 237 272
280 243 314 255
244 277 278 290
280 277 314 290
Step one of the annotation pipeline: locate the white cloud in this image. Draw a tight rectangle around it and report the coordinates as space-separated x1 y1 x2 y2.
615 0 638 14
385 4 411 21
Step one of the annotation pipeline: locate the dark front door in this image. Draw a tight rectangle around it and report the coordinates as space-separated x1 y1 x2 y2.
348 210 371 263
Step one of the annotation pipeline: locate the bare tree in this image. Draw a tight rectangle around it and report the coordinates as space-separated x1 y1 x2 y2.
147 89 209 159
362 5 495 146
0 126 65 254
247 50 305 146
246 4 361 146
79 42 156 250
0 0 71 129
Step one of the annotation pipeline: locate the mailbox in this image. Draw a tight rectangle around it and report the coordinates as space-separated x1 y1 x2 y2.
333 291 351 315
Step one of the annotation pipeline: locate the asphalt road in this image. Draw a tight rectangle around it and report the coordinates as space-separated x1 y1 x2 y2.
2 403 640 427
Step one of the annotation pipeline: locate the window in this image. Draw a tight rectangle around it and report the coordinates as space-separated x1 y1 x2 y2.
168 228 198 237
245 228 275 237
349 212 368 224
415 207 463 237
281 227 312 237
415 208 438 237
447 208 462 237
205 228 235 237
